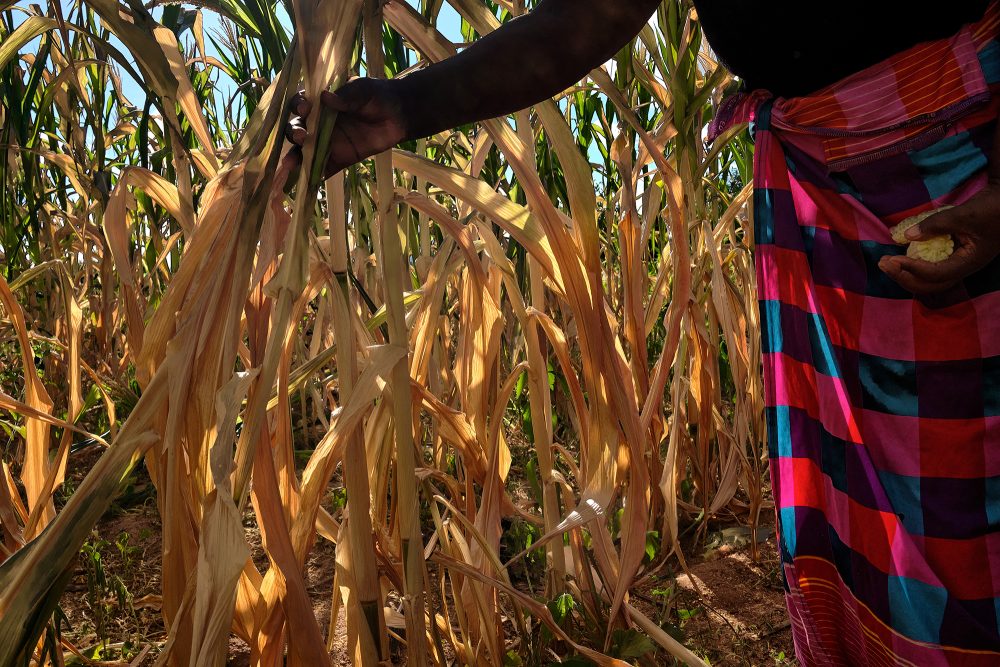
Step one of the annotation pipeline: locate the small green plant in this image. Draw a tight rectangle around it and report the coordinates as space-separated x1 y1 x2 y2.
114 531 141 571
536 592 578 661
548 592 576 630
503 649 524 666
80 534 111 649
772 649 794 665
644 530 661 563
649 582 676 624
501 518 544 590
607 628 655 660
677 605 703 626
327 486 348 513
79 531 141 656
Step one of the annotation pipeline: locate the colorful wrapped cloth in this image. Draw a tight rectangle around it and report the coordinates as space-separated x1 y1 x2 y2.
709 4 1000 664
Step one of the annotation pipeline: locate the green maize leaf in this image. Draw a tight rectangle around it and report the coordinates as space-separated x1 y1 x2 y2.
0 17 58 73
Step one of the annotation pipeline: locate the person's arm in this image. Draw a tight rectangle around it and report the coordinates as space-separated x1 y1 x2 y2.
392 0 661 139
289 0 661 175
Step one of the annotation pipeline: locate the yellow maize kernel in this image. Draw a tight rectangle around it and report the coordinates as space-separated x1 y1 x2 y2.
889 206 954 263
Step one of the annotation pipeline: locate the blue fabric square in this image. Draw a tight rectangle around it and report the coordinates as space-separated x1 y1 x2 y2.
760 300 783 356
807 313 839 378
780 506 798 558
831 171 863 199
877 471 924 535
888 576 947 644
768 405 793 459
978 40 1000 84
755 189 776 246
820 432 848 496
986 475 1000 530
859 353 918 417
754 99 774 133
859 240 911 300
982 354 1000 417
828 524 855 590
909 131 988 201
800 223 816 255
995 597 1000 644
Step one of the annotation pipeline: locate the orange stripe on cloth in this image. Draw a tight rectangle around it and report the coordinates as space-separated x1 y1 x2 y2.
791 557 1000 667
786 42 972 130
766 3 1000 168
973 0 1000 45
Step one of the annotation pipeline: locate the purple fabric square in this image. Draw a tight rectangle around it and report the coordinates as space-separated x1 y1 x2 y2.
786 406 824 461
843 151 931 217
919 476 987 539
811 228 868 293
916 358 985 419
939 596 1000 650
844 442 893 512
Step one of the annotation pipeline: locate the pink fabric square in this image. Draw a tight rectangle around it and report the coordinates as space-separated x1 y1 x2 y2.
987 531 1000 598
975 291 1000 358
789 176 820 227
816 373 864 444
833 70 906 132
983 416 1000 477
890 528 939 586
858 295 916 361
852 205 893 244
861 409 922 477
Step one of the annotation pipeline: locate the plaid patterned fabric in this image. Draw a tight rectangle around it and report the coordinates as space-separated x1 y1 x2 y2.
711 4 1000 664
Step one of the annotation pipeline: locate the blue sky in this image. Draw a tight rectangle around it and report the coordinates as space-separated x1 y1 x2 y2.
8 1 611 174
109 1 467 110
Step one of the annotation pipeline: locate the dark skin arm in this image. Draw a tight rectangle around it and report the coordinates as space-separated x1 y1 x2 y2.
287 0 661 175
288 1 1000 295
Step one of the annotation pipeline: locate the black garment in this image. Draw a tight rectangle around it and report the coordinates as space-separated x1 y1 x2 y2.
693 1 991 97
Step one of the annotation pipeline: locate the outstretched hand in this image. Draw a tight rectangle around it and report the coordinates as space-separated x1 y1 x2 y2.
879 186 1000 295
283 77 409 179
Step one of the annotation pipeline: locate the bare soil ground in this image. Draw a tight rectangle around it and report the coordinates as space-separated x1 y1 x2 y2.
632 527 797 666
55 454 795 665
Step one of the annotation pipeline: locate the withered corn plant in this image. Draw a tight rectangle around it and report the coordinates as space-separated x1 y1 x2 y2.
0 0 762 664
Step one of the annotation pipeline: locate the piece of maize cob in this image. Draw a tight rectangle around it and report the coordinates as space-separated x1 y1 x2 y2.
889 207 954 263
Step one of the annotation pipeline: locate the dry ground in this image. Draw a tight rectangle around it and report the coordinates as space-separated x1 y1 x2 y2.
634 526 797 666
55 453 795 666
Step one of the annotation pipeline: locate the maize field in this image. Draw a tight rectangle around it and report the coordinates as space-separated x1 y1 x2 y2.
0 0 768 663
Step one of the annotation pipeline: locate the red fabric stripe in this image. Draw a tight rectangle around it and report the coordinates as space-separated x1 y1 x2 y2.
916 417 989 478
814 285 862 351
923 534 996 598
756 246 817 313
